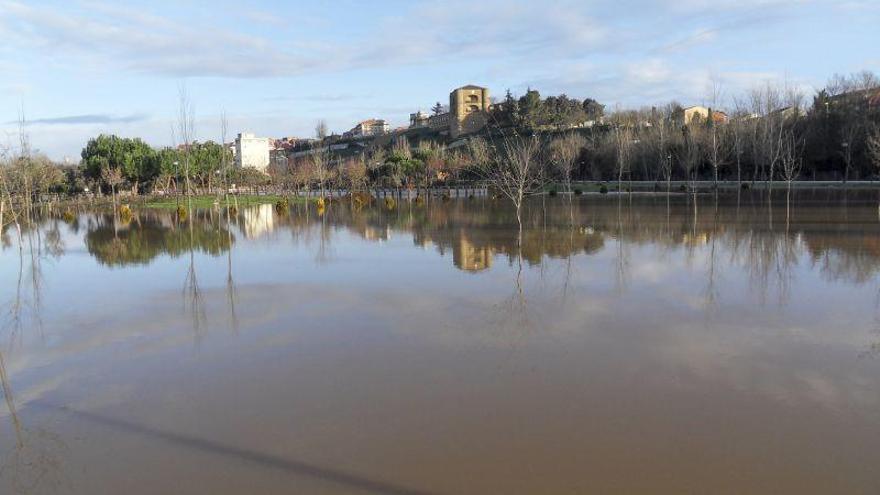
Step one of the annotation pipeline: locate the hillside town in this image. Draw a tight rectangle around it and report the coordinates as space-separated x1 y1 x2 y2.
231 84 497 173
3 72 880 204
224 75 880 188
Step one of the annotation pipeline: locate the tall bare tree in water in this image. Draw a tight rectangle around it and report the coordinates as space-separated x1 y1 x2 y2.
470 133 547 244
218 112 229 201
780 130 804 228
548 133 585 198
748 82 803 187
310 146 330 197
177 84 195 200
614 123 633 190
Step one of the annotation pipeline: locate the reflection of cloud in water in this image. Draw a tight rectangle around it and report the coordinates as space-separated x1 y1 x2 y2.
1 192 880 493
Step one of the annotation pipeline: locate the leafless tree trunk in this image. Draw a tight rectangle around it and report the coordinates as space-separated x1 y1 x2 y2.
840 120 862 183
706 76 726 187
220 111 231 206
780 130 803 228
707 122 729 187
748 82 802 189
471 133 547 250
310 147 330 197
652 120 672 194
549 133 585 224
177 84 195 200
615 125 633 191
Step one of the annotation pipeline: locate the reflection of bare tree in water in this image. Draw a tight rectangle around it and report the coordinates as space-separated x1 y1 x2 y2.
225 208 239 334
702 195 720 311
3 221 49 345
6 244 25 342
744 228 798 306
182 208 206 342
486 251 534 362
613 196 630 293
560 220 575 307
315 205 335 265
0 237 67 494
25 229 45 338
0 350 23 449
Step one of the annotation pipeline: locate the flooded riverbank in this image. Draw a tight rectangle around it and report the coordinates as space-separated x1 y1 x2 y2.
2 190 879 494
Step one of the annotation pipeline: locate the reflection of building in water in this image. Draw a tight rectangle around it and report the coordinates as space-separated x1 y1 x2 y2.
682 232 709 246
362 225 391 242
241 204 275 239
453 236 494 272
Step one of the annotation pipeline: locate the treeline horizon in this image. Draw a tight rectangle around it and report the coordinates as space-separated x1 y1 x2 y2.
1 70 879 204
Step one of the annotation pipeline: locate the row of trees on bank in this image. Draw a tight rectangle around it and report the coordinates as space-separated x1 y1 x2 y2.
80 135 233 194
579 71 880 184
277 71 880 195
2 71 879 211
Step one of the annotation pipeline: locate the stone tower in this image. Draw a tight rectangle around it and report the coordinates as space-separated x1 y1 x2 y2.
449 85 490 138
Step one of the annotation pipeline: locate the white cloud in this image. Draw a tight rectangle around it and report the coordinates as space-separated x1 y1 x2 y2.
0 0 615 79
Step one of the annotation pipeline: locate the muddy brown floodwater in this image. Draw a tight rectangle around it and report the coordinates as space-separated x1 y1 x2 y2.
1 190 880 494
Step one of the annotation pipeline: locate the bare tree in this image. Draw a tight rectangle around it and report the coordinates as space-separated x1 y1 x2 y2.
177 84 195 199
705 75 728 186
646 111 673 192
780 131 804 188
748 82 802 187
341 156 367 197
548 133 585 197
309 147 330 197
706 116 729 186
729 101 753 186
614 125 634 190
678 125 704 188
219 111 230 202
471 133 547 246
840 119 863 183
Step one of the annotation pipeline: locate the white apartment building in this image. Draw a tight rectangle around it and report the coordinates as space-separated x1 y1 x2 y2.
234 132 271 172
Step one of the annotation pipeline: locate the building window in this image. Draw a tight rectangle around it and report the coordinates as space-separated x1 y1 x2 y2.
468 105 479 112
467 95 479 103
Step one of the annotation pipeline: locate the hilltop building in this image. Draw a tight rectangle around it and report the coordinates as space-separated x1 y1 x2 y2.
683 106 729 125
409 85 492 138
828 87 880 110
450 85 491 137
344 119 390 139
409 111 430 127
234 132 271 171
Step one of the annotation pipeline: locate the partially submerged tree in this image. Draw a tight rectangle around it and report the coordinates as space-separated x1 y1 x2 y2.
176 84 195 199
470 133 547 242
549 133 586 196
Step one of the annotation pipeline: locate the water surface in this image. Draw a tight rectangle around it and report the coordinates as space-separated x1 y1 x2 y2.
2 191 880 494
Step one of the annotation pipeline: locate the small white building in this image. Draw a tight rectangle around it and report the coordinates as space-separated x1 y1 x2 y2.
234 132 271 172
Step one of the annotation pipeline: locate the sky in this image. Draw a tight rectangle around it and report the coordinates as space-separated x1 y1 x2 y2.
0 0 878 160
